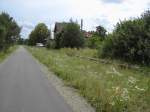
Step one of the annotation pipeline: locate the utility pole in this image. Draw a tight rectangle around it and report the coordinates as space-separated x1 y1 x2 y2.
80 19 83 32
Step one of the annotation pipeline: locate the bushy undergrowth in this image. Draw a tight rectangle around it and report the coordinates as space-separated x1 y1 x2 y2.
27 47 150 112
101 10 150 65
86 35 103 49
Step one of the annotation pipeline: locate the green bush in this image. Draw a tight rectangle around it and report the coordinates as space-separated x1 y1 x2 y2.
101 10 150 65
87 36 103 49
0 26 6 50
55 32 63 49
46 39 56 49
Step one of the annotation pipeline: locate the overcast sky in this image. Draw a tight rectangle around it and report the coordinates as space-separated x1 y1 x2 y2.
0 0 150 38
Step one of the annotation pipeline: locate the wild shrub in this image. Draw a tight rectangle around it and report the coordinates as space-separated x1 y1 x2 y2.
46 39 56 49
87 35 103 49
100 10 150 65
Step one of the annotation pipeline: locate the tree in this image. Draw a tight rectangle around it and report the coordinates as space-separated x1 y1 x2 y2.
0 26 6 50
28 30 36 45
28 23 50 45
59 22 84 48
0 12 21 50
96 25 107 39
142 10 150 29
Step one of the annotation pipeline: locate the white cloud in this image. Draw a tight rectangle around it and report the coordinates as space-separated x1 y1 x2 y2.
101 0 124 4
0 0 150 37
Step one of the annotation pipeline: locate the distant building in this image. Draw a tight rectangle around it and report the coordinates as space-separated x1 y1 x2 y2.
54 22 68 38
82 30 93 38
54 22 93 38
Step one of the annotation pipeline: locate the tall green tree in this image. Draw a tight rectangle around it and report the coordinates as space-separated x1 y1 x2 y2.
96 25 107 39
0 12 21 50
57 22 84 48
28 23 50 45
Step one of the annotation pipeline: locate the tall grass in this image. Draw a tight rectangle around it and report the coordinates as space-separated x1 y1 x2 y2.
0 45 18 62
27 47 150 112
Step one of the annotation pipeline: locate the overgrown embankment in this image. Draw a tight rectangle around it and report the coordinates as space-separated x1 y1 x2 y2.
27 47 150 112
0 46 18 62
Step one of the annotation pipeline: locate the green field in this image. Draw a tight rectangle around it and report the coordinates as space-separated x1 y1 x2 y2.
0 46 18 63
27 47 150 112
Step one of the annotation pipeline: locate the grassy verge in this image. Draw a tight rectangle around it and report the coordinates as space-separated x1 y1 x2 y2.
0 46 18 63
27 47 150 112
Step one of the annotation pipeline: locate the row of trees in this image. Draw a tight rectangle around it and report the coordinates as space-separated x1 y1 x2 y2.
0 12 21 51
28 21 85 48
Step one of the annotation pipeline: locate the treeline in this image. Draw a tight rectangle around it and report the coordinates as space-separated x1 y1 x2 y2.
28 10 150 65
0 12 21 51
28 20 106 49
28 20 86 49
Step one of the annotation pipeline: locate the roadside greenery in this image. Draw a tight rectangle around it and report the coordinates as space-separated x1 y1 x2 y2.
0 45 18 62
27 47 150 112
101 10 150 65
26 10 150 112
84 25 107 49
0 12 21 51
86 35 103 49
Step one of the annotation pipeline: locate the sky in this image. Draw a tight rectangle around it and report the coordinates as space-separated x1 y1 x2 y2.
0 0 150 38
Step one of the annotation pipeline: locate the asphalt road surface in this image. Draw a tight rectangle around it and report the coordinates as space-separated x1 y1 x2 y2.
0 47 73 112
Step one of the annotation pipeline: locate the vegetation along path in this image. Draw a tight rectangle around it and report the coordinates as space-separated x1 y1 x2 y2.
0 46 73 112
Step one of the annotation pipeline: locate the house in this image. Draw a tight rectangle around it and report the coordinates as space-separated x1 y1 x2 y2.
54 22 68 38
54 22 93 38
84 32 93 38
82 30 93 38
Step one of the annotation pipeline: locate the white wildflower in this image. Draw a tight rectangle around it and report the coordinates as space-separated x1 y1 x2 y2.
121 88 130 101
106 71 114 74
110 101 115 106
128 76 137 84
86 65 90 69
112 67 122 76
135 86 145 91
106 66 122 76
94 72 98 74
